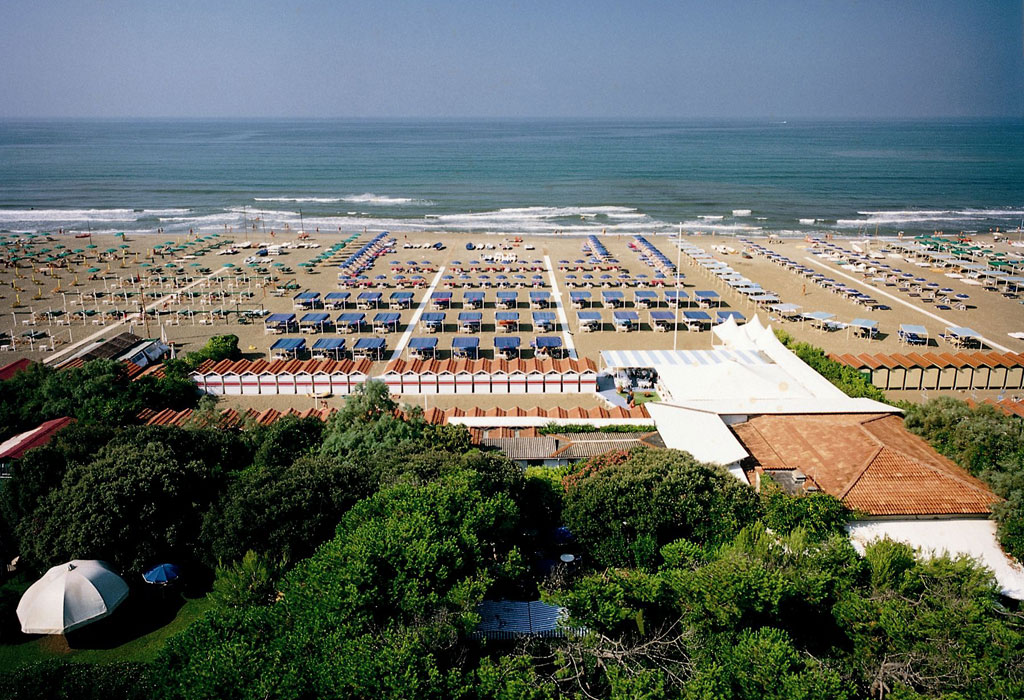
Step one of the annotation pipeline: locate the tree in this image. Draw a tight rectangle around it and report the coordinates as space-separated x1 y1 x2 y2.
17 426 248 573
203 453 376 565
760 479 849 541
903 397 1024 560
281 470 523 635
562 448 762 568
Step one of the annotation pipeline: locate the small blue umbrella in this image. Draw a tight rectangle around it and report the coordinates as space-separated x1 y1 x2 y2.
142 563 181 585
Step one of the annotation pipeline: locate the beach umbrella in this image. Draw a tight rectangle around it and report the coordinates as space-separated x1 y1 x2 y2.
142 563 181 586
17 560 129 635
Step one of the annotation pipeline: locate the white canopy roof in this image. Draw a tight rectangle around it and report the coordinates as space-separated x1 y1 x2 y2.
17 560 129 635
645 403 749 466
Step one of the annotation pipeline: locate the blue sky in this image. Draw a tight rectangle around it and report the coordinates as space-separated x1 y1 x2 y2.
1 0 1021 118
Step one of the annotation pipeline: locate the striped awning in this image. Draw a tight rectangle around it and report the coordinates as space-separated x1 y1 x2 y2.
601 348 770 369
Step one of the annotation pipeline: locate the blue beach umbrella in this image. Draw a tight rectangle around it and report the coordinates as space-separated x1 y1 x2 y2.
142 563 181 585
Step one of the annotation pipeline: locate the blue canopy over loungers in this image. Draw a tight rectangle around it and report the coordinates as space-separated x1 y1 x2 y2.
452 336 480 358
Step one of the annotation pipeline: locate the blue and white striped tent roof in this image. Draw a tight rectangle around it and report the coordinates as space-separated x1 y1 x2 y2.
601 348 771 370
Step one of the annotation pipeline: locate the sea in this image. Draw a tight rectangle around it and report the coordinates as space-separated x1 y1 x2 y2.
0 119 1022 239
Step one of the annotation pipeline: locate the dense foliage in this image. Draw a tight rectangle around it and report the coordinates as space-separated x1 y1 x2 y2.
0 358 197 442
903 397 1024 559
774 329 889 402
2 377 1023 699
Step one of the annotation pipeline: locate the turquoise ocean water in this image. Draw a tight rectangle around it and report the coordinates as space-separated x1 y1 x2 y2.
0 119 1022 238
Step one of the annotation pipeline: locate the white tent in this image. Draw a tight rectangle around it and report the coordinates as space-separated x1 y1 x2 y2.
17 560 129 634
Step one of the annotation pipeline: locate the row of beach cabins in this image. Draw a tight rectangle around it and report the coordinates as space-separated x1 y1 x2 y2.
831 350 1024 393
190 356 601 396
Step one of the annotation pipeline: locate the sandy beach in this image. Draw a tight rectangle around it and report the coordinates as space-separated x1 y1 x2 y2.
2 228 1022 408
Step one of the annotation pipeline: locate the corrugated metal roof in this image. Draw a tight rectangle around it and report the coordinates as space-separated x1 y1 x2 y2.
475 600 567 638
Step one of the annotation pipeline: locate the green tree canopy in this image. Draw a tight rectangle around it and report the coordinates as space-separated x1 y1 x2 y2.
562 448 762 568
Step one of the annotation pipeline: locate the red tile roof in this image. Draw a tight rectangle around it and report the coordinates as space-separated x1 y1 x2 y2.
830 351 1024 371
0 358 33 381
733 413 997 517
195 358 374 376
0 417 76 460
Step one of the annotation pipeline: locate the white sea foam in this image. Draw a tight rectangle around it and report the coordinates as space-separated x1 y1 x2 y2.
836 208 1024 227
798 218 817 225
679 219 762 233
0 208 189 224
732 209 752 216
340 193 435 206
254 197 344 204
698 215 724 220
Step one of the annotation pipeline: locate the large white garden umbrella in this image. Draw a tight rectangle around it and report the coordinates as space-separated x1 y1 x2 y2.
17 560 129 634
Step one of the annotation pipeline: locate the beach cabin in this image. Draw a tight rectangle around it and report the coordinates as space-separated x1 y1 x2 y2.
420 312 445 333
430 292 453 310
240 368 260 396
372 312 401 334
299 312 332 334
495 336 521 360
271 338 306 360
650 311 675 332
664 290 689 308
408 337 437 360
455 367 474 393
324 291 350 310
532 311 556 333
694 290 721 308
357 291 382 310
529 291 550 309
508 367 528 393
570 291 591 309
682 310 712 331
353 337 387 361
458 312 482 333
532 336 562 359
292 291 321 310
311 337 347 360
577 310 602 332
496 291 518 309
488 366 510 394
335 312 365 334
612 310 639 332
601 290 624 309
389 291 414 310
264 313 296 335
634 290 658 309
452 337 480 360
464 291 485 310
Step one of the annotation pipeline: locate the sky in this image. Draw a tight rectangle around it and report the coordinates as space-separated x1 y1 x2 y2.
1 0 1022 119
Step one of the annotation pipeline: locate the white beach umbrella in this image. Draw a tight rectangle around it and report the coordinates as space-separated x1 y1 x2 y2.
16 560 129 635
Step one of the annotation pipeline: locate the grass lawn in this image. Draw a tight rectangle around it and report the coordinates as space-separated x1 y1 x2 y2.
618 390 660 405
0 591 214 669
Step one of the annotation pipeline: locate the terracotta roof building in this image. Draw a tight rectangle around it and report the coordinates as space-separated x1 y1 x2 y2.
732 413 997 517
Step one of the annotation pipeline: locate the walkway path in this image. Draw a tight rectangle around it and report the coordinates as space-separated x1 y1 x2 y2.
544 254 578 360
386 267 445 364
45 265 233 366
803 256 1011 353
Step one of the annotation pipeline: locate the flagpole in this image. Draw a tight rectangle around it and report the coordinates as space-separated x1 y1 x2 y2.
673 223 682 351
